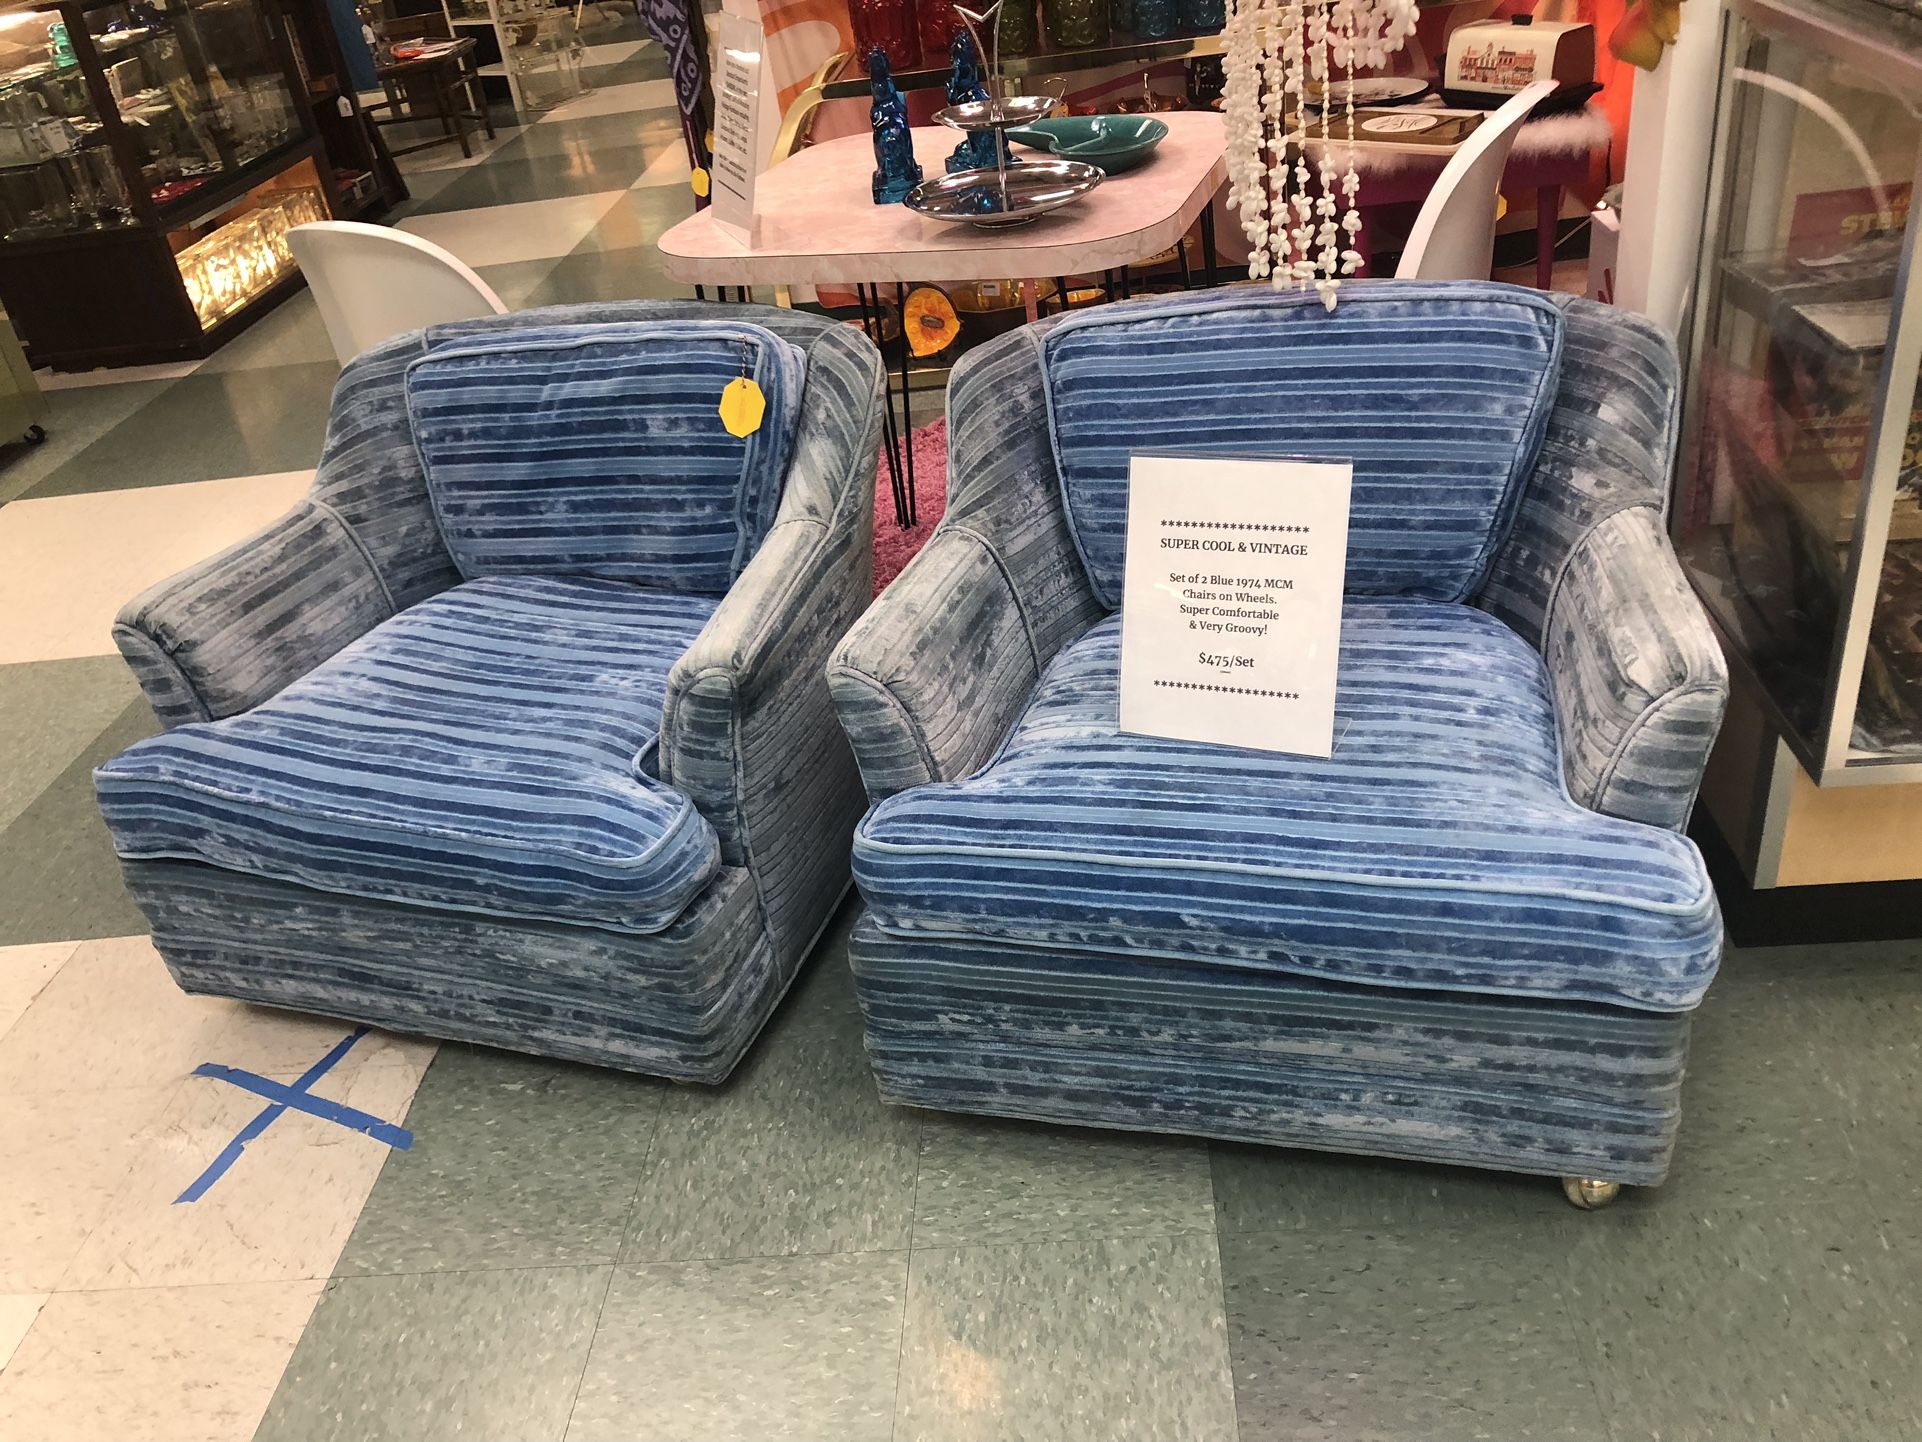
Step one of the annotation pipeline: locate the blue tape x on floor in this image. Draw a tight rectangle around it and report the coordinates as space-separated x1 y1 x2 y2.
175 1025 415 1204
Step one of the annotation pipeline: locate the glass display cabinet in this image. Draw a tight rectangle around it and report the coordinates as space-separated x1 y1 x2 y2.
0 0 329 368
1677 0 1922 893
434 0 583 117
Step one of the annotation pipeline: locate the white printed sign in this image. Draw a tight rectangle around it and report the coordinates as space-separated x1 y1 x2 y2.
1119 453 1353 757
710 4 764 245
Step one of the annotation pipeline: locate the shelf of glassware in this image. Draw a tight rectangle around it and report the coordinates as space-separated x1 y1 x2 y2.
0 0 326 367
1675 0 1922 790
1672 0 1922 891
437 0 582 117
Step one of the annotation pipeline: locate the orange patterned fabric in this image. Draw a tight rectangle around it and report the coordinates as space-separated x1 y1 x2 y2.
756 0 856 117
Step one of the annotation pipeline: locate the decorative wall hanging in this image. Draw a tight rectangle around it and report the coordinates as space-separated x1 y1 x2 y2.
636 0 714 185
1221 0 1418 308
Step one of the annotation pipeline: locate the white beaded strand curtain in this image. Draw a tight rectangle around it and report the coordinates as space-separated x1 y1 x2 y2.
1222 0 1417 308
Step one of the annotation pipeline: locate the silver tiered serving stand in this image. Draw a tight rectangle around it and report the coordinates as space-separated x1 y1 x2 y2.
904 1 1103 227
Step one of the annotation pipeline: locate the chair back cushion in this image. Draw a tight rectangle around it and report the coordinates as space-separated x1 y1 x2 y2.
1037 282 1565 609
406 319 806 592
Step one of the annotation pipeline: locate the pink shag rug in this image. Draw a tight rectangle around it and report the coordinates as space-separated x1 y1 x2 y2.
872 417 949 593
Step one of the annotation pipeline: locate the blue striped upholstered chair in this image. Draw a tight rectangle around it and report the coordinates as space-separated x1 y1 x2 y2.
826 282 1729 1206
94 302 884 1082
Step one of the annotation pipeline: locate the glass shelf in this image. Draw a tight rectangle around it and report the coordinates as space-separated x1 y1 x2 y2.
0 5 132 237
1676 0 1922 778
0 0 305 243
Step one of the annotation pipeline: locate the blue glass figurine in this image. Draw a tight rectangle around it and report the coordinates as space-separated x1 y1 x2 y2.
944 30 1001 175
869 49 923 204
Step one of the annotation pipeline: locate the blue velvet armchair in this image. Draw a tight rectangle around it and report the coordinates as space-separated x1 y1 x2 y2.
827 282 1729 1205
95 302 885 1082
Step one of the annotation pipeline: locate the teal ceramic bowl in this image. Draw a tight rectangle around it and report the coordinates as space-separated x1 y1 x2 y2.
1003 115 1169 175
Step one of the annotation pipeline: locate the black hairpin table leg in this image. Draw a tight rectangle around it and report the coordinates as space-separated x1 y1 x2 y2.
857 284 910 529
893 281 917 528
1200 204 1219 288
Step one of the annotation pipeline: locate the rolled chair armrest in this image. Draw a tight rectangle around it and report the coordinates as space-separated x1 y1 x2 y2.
828 525 1044 802
661 506 871 844
827 323 1107 803
658 314 884 964
1543 505 1728 831
113 498 396 728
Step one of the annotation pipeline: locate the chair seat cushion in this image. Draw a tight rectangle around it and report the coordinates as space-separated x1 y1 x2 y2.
853 601 1721 1012
406 319 806 593
96 575 722 935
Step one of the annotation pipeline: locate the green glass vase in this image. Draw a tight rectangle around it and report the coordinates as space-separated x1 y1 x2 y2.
997 0 1036 57
1043 0 1110 49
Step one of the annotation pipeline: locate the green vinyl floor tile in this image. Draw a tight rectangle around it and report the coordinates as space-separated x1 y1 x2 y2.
523 249 691 307
0 380 178 507
23 363 339 499
567 1252 907 1442
1209 1141 1574 1233
898 1233 1238 1442
254 1265 610 1442
474 257 568 310
618 941 922 1264
0 657 138 833
0 696 157 946
567 183 695 255
1651 947 1893 1217
412 140 661 214
911 1113 1216 1250
336 1044 666 1275
1219 1219 1603 1442
1561 1201 1922 1442
193 292 339 374
508 109 683 162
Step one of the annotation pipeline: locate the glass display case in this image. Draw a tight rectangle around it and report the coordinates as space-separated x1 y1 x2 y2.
435 0 583 117
1677 0 1922 787
0 0 328 367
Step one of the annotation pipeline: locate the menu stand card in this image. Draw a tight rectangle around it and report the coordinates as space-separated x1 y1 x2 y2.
710 2 765 245
1119 452 1353 758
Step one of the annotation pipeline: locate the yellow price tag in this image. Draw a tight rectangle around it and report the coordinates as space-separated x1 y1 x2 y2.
719 375 766 437
690 166 711 199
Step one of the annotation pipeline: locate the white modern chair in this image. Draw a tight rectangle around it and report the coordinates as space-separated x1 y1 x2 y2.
289 221 508 366
1396 79 1558 282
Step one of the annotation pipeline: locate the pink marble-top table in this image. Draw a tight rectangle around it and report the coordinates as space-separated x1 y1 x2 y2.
657 110 1228 289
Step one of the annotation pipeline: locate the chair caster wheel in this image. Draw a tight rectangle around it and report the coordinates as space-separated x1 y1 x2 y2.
24 424 45 444
1561 1176 1622 1210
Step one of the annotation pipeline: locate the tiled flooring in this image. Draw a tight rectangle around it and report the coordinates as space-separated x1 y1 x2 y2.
0 26 1919 1439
